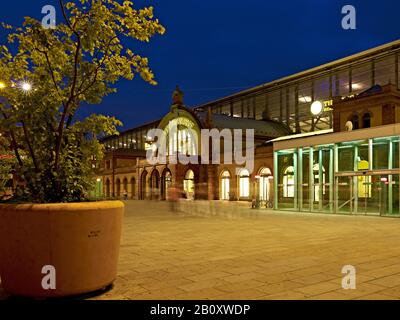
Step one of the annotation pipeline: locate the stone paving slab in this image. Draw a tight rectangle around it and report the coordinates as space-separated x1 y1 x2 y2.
2 200 400 300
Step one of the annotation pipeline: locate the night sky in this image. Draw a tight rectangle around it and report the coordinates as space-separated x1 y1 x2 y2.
1 0 400 130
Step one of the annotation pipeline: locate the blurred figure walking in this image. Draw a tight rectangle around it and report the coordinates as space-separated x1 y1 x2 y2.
168 186 179 212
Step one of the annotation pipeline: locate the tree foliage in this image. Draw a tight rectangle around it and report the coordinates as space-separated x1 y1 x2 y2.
0 0 165 202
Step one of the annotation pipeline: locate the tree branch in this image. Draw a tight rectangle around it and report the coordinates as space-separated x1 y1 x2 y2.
66 36 118 130
59 0 80 38
39 48 65 104
21 119 39 171
54 0 82 173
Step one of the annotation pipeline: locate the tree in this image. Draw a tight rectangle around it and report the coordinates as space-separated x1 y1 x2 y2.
0 0 165 203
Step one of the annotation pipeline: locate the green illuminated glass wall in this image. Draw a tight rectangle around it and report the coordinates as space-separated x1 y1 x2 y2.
274 136 400 216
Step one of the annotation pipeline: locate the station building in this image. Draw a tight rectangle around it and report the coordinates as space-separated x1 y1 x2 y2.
97 39 400 216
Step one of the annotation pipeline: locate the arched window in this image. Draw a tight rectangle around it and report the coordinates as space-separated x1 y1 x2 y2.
239 169 250 198
283 166 294 198
220 170 230 200
165 170 172 185
259 167 272 201
123 178 128 194
363 112 371 128
162 169 172 200
165 119 199 156
351 114 359 130
184 170 195 200
185 169 194 180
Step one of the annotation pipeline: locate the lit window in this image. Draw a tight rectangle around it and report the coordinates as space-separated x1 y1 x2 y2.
221 171 230 200
259 167 272 201
184 170 195 200
283 166 295 198
239 169 250 198
166 123 198 156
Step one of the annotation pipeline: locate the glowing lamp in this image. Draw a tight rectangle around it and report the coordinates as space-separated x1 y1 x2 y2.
310 100 324 116
21 82 32 91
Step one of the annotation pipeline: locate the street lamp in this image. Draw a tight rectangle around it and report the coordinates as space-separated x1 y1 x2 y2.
21 82 32 92
0 82 6 89
310 100 324 116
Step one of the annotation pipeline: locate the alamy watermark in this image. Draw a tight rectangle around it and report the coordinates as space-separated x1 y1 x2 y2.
342 5 356 30
41 5 56 29
146 125 255 174
341 265 356 290
41 265 56 290
39 4 357 33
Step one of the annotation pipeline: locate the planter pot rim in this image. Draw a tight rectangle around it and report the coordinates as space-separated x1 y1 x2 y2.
0 200 124 211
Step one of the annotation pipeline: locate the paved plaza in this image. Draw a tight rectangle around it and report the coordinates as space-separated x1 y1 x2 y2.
2 200 400 300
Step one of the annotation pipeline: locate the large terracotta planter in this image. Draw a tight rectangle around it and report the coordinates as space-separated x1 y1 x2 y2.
0 201 124 298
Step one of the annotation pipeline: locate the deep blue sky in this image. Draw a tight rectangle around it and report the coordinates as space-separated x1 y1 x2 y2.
1 0 400 130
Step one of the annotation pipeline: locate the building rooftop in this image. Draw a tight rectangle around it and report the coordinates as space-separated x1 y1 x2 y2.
196 112 292 138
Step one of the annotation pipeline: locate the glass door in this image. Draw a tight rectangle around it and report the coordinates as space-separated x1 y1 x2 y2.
337 173 393 216
336 176 353 214
362 175 384 216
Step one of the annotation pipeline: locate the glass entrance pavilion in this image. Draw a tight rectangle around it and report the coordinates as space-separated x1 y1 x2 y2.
273 124 400 216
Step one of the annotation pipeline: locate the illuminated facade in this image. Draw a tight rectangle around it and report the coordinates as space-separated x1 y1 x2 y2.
97 40 400 216
274 133 400 216
98 95 287 202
